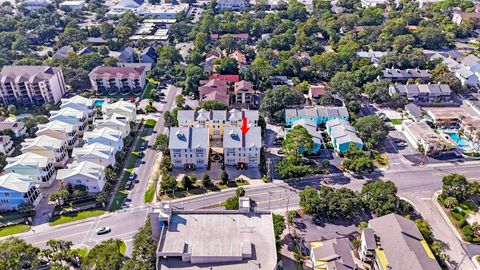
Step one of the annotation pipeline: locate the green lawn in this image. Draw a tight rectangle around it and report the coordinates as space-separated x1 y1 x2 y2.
49 210 105 226
142 83 157 99
390 119 402 125
119 241 127 255
459 200 478 214
144 183 156 203
76 247 88 257
215 180 250 190
145 119 157 128
0 224 30 237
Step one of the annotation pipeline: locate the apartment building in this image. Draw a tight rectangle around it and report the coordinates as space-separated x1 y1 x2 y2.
360 213 441 270
5 152 57 186
169 127 209 169
0 121 26 137
101 100 136 122
21 135 69 168
88 66 146 94
389 84 452 103
0 173 41 211
72 143 116 167
60 95 95 123
36 120 79 150
49 107 89 135
57 161 106 192
0 135 14 156
234 80 256 108
83 127 123 153
0 66 67 105
285 106 349 127
216 0 248 10
177 109 258 139
94 113 130 138
382 68 430 82
223 127 261 168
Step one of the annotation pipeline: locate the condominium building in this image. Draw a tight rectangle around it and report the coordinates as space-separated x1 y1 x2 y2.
234 80 256 108
388 84 452 103
285 106 349 127
72 143 116 167
36 120 79 149
57 161 106 192
169 127 209 169
0 173 41 211
49 107 89 135
0 66 67 105
94 113 130 138
223 127 261 168
382 68 430 82
21 135 69 168
101 100 137 122
88 66 146 95
0 135 14 156
360 213 441 270
216 0 248 10
83 127 124 153
5 152 57 186
177 109 258 139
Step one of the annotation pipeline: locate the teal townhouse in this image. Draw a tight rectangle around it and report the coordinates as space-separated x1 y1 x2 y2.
287 119 323 154
285 106 349 127
0 173 41 211
326 119 364 154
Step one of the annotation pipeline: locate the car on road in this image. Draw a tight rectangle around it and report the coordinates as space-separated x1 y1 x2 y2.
396 142 408 148
129 172 136 180
96 227 111 235
386 122 395 130
138 151 145 158
125 181 133 190
139 142 148 150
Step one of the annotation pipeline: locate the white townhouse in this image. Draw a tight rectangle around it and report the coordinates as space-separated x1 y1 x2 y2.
94 113 130 138
21 135 69 168
102 100 136 122
5 152 57 186
60 95 95 123
223 127 262 168
57 161 106 192
0 173 42 211
49 107 89 136
83 127 123 153
72 143 116 167
0 135 14 156
169 127 209 169
36 120 79 150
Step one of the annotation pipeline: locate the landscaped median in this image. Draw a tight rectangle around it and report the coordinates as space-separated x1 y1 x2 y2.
0 224 30 237
49 209 105 226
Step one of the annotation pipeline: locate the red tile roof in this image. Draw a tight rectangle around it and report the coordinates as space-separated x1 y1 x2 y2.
208 74 240 83
309 84 326 97
201 91 230 105
89 66 145 80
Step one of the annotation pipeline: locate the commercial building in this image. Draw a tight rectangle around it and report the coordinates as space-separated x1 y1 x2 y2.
0 173 41 211
360 213 441 270
137 3 189 18
57 161 106 192
5 152 57 186
388 84 452 103
402 121 456 155
0 66 67 105
72 143 116 167
21 135 69 168
310 238 357 270
223 127 261 168
88 66 146 95
326 119 363 154
0 135 14 156
169 127 209 169
149 199 277 269
285 106 349 127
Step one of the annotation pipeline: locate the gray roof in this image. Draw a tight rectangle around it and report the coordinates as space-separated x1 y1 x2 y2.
177 109 259 123
118 47 135 63
368 213 442 270
383 69 430 79
405 103 422 120
390 84 451 96
0 66 61 84
363 228 376 250
223 127 261 149
311 238 356 270
53 46 73 59
285 106 349 120
461 54 480 68
169 127 209 149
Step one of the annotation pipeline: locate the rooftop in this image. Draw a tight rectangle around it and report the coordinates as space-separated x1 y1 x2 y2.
0 66 62 84
6 152 51 168
169 127 209 150
89 66 145 79
311 238 356 270
0 173 36 193
223 127 262 149
57 161 105 180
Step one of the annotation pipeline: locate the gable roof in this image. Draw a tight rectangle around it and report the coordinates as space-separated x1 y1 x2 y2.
223 127 261 149
169 127 209 149
52 46 74 59
0 173 36 193
118 47 136 63
57 161 105 180
89 66 145 80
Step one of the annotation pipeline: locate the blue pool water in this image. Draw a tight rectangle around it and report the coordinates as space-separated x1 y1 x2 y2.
94 100 105 107
446 132 469 147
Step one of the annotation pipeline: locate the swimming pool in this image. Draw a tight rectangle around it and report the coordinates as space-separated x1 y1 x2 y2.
94 100 105 107
446 132 469 148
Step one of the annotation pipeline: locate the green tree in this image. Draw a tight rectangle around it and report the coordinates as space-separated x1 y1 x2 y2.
82 239 124 270
282 125 314 158
154 134 168 154
260 85 304 123
7 104 15 115
443 196 458 209
214 57 239 75
128 219 156 269
200 100 229 110
354 115 388 150
220 170 229 183
175 94 185 108
104 167 117 184
441 173 471 202
0 237 40 270
431 63 462 93
160 169 177 194
235 187 245 197
361 180 400 216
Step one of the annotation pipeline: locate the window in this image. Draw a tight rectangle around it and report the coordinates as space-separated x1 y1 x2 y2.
76 180 81 184
4 192 9 197
197 160 204 164
196 149 203 153
173 149 181 153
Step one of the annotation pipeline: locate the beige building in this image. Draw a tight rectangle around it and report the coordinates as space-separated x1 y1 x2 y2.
0 66 67 105
36 120 79 150
89 66 146 95
21 135 69 168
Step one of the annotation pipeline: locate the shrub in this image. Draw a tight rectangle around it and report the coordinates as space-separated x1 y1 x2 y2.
463 225 474 237
459 219 467 228
452 212 463 221
472 237 480 243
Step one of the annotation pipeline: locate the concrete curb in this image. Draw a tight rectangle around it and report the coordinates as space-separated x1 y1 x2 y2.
432 190 469 244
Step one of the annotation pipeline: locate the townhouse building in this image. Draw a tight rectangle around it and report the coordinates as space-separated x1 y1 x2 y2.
285 106 349 127
36 120 79 150
382 68 430 82
72 143 116 167
5 152 57 186
431 54 480 88
289 119 322 154
94 113 130 138
21 135 69 168
388 84 452 103
0 173 41 211
0 66 67 105
0 135 14 156
101 100 137 122
326 119 364 154
169 127 209 169
0 121 27 137
60 95 95 123
177 109 258 139
83 127 124 153
49 107 89 136
57 161 106 192
223 127 261 168
88 66 146 95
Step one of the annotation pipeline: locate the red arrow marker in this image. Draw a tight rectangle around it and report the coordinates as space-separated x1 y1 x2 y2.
240 117 250 134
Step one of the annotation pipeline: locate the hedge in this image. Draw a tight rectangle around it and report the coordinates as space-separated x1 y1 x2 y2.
459 219 467 228
472 238 480 243
453 212 464 221
463 225 474 237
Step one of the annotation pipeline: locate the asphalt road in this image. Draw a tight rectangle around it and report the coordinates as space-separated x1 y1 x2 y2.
127 85 178 208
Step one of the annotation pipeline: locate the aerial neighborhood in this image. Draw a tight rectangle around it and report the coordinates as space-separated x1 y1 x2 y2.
1 0 480 269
